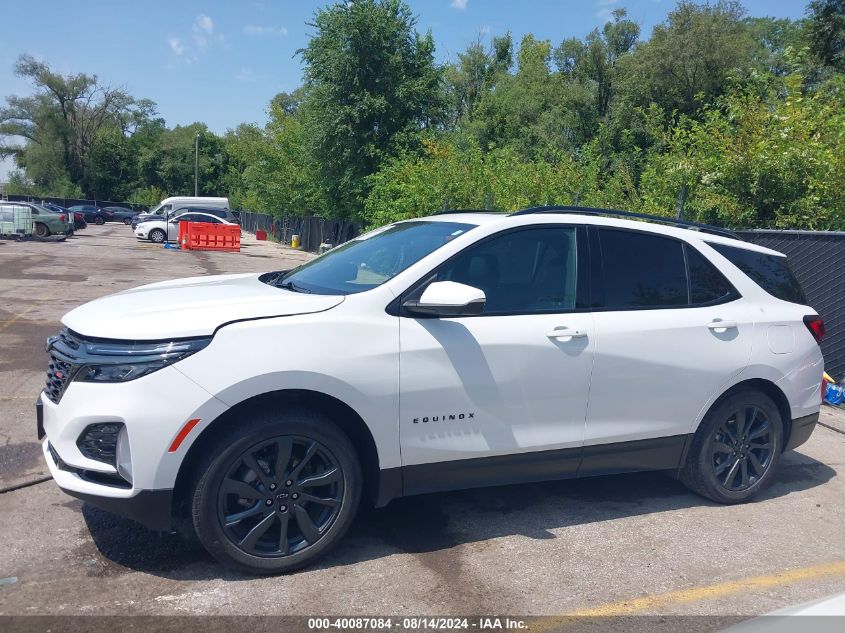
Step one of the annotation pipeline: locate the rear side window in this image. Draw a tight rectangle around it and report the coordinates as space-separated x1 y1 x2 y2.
686 245 737 304
598 229 687 308
709 242 807 304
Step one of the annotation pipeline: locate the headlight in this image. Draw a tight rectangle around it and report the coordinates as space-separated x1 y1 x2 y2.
71 337 211 383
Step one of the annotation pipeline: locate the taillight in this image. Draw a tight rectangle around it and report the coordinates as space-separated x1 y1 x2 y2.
59 214 66 222
803 315 825 344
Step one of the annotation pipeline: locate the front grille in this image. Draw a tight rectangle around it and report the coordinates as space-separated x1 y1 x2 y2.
45 354 75 404
44 329 83 404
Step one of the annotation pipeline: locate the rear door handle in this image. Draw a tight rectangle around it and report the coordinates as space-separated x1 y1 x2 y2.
707 320 737 331
546 327 587 340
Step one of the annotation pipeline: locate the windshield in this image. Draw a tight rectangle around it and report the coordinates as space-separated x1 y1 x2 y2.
266 220 475 295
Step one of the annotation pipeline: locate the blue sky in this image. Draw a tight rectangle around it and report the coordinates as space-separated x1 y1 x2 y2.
0 0 808 179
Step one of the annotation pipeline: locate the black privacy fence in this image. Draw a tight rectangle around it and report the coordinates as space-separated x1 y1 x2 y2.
2 194 148 211
737 230 845 381
237 211 361 254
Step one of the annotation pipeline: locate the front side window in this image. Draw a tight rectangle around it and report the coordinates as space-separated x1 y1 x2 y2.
598 229 687 308
433 227 578 315
270 221 475 295
708 242 807 305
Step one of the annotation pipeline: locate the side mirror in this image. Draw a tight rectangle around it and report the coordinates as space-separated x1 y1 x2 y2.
403 281 486 317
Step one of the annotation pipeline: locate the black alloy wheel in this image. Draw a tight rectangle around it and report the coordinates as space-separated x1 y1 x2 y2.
680 389 782 503
123 217 132 225
218 436 344 557
190 408 362 574
95 215 106 225
711 406 774 492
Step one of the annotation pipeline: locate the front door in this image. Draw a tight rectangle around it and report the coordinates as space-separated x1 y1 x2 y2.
398 225 595 494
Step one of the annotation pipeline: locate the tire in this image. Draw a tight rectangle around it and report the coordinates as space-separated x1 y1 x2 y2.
148 228 166 243
190 408 362 574
124 217 132 225
94 215 106 225
680 390 783 504
33 222 49 238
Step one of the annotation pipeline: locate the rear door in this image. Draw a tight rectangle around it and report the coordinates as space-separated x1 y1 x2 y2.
583 227 753 469
398 225 596 493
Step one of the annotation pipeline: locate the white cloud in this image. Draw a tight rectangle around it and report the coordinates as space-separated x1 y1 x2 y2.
450 0 468 9
243 24 288 36
235 66 257 82
598 0 619 5
193 14 214 48
168 37 186 56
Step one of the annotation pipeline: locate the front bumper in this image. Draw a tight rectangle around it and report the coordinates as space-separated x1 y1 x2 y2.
43 440 174 530
39 362 227 494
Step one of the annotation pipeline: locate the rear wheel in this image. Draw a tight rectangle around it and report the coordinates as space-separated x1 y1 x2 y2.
33 222 49 238
191 409 362 574
148 228 166 243
680 390 782 503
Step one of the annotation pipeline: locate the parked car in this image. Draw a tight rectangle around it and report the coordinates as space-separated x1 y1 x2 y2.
134 211 238 243
102 206 139 225
43 203 87 231
68 205 111 225
15 202 73 237
38 207 824 575
131 196 229 228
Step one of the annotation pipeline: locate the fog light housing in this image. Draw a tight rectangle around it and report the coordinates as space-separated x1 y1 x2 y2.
76 423 122 467
116 425 132 485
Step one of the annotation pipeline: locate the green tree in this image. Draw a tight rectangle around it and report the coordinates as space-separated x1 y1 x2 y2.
622 1 757 117
805 0 845 71
0 54 155 198
299 0 443 217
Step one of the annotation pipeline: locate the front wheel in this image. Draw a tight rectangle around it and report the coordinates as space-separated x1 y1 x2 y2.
94 215 106 225
680 390 782 503
148 228 166 243
124 217 132 225
191 409 362 574
33 222 49 238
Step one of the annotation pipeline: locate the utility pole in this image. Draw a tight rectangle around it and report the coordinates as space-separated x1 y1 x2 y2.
194 132 200 196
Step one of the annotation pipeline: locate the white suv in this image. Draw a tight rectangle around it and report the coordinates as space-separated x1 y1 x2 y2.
38 207 825 574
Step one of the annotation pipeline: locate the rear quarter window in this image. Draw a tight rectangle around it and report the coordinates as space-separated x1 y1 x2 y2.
709 242 807 304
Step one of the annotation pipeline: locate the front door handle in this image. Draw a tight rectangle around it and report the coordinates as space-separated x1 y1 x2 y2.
707 319 737 332
546 327 587 340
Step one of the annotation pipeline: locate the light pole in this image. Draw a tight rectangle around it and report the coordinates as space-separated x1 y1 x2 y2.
194 132 200 196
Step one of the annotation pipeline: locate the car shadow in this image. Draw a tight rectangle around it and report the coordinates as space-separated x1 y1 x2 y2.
80 449 836 580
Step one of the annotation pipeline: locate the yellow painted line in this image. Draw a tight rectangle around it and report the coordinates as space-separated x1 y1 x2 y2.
564 560 845 618
0 292 54 335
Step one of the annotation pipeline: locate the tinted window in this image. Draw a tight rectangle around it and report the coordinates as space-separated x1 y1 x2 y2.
709 242 806 304
276 221 475 295
434 227 578 315
686 245 737 304
599 229 687 308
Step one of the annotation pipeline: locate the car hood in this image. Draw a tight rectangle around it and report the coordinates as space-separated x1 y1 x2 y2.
62 273 344 340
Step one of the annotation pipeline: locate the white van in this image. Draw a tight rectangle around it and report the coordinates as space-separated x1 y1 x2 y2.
132 196 229 228
149 196 229 217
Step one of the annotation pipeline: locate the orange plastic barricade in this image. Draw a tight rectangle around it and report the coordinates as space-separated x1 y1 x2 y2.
180 222 241 252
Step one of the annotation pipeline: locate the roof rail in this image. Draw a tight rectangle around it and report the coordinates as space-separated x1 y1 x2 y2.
431 209 503 216
510 205 740 240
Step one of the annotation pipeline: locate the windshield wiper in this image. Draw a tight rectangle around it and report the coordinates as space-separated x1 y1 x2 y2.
278 280 311 294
